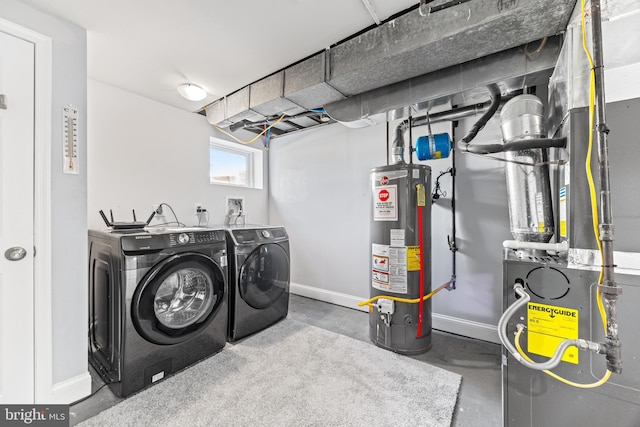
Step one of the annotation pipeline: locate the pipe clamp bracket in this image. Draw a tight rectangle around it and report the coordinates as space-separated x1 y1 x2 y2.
599 223 615 241
596 122 610 134
598 282 622 295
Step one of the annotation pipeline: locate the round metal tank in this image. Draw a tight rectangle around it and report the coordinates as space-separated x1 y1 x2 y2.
500 95 554 244
369 164 432 354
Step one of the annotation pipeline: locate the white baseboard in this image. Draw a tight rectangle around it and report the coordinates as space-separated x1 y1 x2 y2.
290 282 500 344
290 282 370 312
49 371 92 404
432 313 500 344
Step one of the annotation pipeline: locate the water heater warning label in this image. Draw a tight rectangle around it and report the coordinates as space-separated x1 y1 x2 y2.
373 185 398 221
372 244 407 293
527 302 579 364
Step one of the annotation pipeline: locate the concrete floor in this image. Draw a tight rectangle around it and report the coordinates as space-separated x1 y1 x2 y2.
71 294 502 426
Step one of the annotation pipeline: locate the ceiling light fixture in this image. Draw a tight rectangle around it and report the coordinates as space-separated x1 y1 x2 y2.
177 83 207 101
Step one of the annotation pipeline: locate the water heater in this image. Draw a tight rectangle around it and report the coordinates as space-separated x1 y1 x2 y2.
369 164 432 354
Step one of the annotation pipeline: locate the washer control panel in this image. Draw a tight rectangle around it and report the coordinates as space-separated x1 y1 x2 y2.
170 230 225 247
121 229 225 251
231 227 288 245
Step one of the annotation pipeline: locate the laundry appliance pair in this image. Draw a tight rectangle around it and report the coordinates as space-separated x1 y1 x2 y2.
88 224 290 397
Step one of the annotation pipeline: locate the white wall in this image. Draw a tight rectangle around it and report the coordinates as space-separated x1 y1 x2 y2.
87 80 269 229
269 123 386 306
410 118 511 340
428 118 511 340
0 0 89 396
269 115 512 342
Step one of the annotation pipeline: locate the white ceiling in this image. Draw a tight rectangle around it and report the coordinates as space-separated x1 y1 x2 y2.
21 0 418 112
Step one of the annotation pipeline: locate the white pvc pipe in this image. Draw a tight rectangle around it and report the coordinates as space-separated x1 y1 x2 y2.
502 240 569 253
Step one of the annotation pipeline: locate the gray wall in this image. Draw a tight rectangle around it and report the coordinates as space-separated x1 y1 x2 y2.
269 115 512 340
606 97 640 253
0 0 88 384
87 80 269 230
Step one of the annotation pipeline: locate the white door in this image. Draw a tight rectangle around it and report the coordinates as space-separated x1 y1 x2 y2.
0 30 35 404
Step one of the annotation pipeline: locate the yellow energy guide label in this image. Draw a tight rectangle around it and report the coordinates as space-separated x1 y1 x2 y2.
406 246 421 271
527 302 579 364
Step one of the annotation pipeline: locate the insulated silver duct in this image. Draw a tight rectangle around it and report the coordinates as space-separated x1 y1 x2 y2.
500 95 554 246
204 0 577 136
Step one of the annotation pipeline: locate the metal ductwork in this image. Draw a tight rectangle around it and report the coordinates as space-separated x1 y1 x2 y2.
324 36 563 126
204 0 577 137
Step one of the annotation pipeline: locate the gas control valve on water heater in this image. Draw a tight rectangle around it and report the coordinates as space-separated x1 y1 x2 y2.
369 164 432 354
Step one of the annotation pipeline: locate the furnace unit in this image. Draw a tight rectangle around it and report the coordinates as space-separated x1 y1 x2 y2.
499 6 640 421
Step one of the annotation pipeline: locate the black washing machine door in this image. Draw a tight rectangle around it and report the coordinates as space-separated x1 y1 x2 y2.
239 243 290 309
132 252 225 345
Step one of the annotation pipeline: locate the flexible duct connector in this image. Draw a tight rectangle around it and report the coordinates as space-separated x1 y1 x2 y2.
503 240 569 253
392 121 410 164
499 284 584 371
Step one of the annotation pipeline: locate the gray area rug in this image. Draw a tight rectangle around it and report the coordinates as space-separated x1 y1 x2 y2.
79 319 461 427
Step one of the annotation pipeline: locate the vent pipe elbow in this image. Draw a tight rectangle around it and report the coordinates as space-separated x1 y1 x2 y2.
463 84 501 142
392 121 410 164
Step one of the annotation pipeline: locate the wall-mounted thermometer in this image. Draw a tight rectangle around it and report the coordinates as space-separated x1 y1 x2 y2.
63 105 79 174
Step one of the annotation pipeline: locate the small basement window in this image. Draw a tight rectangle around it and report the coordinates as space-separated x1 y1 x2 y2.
209 138 263 189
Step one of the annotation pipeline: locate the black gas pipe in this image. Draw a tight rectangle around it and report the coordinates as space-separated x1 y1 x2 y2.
591 0 622 375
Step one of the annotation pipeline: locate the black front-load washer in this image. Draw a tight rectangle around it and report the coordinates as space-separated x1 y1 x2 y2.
225 225 290 341
88 227 228 397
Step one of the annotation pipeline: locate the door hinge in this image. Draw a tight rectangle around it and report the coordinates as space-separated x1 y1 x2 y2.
0 94 7 109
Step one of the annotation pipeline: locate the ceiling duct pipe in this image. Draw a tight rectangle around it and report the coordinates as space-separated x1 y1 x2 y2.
204 1 576 137
324 35 563 129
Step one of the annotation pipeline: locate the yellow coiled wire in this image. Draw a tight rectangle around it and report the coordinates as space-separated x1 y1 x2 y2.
207 111 286 145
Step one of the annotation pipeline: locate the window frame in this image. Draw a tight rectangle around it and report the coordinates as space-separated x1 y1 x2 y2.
209 137 263 189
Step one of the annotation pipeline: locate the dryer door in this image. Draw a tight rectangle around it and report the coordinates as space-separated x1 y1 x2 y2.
239 243 290 309
132 252 225 345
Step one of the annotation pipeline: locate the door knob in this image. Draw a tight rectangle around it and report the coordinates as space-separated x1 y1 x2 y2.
4 247 27 261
